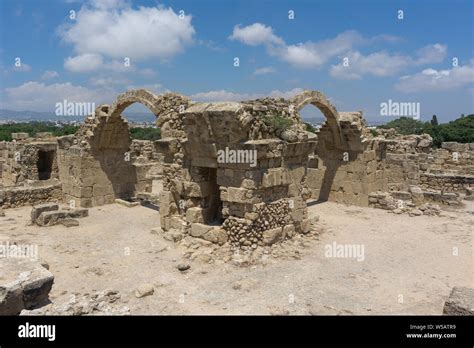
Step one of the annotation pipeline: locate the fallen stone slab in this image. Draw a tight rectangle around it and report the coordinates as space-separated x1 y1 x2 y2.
59 219 80 228
115 198 140 207
443 287 474 315
0 258 54 315
35 208 89 227
30 203 59 223
36 210 68 226
65 208 89 219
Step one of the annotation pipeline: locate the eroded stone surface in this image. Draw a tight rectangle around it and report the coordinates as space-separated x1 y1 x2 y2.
0 258 54 315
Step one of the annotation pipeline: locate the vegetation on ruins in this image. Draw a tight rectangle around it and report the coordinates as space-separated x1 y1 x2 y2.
0 122 161 141
379 114 474 147
129 127 161 141
304 122 317 133
264 115 293 133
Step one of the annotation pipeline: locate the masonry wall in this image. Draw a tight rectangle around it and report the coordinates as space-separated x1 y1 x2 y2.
1 136 58 187
58 116 145 207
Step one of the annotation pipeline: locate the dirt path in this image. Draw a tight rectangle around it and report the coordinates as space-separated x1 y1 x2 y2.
1 200 472 315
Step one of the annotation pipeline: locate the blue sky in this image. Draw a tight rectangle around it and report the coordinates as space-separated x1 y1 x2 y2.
0 0 473 122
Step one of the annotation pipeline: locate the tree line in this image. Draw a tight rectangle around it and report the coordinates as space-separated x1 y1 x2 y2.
0 122 161 142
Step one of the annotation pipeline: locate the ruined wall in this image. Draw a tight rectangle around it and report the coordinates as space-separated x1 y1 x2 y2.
306 127 473 207
58 115 138 207
157 100 320 250
0 182 62 208
304 111 377 206
58 90 189 207
1 134 58 187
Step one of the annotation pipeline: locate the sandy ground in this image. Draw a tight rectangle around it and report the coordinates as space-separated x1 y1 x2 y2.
1 200 472 315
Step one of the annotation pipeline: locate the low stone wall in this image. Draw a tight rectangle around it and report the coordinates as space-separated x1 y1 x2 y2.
0 182 62 208
420 173 474 193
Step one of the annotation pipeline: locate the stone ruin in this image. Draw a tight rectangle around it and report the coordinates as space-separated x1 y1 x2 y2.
1 89 473 315
0 89 473 245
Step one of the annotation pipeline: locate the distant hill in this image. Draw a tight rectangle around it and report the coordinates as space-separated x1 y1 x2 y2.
0 109 157 123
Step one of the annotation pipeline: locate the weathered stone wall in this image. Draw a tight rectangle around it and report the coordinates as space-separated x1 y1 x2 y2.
57 115 139 207
57 90 189 207
1 136 58 187
0 182 62 208
306 128 473 207
156 100 320 250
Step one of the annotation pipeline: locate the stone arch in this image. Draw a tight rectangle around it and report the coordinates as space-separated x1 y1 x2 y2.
291 90 344 149
109 89 164 119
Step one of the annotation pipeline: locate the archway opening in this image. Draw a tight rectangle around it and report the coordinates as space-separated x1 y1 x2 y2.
37 150 54 180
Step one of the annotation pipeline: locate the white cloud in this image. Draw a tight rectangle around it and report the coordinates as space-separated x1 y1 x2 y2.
190 88 303 102
274 31 364 69
395 60 474 93
3 81 116 111
229 24 367 69
230 23 448 75
330 44 448 79
415 43 447 64
253 67 275 75
229 23 283 46
60 2 195 72
125 83 169 95
13 63 31 72
90 76 130 86
330 51 412 79
64 53 104 72
41 70 59 80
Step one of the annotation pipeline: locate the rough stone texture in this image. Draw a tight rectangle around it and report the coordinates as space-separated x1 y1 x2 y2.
30 203 59 223
1 88 471 250
0 182 62 209
20 289 129 315
443 287 474 315
35 209 88 226
1 137 59 186
0 258 54 315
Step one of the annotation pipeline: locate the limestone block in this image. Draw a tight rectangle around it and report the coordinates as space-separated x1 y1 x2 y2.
443 287 474 315
66 208 89 218
186 207 206 223
224 187 255 203
159 191 175 204
36 211 68 226
190 222 213 238
11 133 28 140
169 216 187 230
92 185 112 197
300 218 312 233
202 227 228 245
30 203 59 223
363 150 376 161
184 181 210 198
0 258 54 315
283 224 295 238
262 227 283 245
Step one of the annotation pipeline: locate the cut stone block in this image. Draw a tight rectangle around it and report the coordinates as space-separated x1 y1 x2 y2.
36 211 68 226
443 287 474 315
262 227 283 245
0 258 54 315
30 203 59 223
